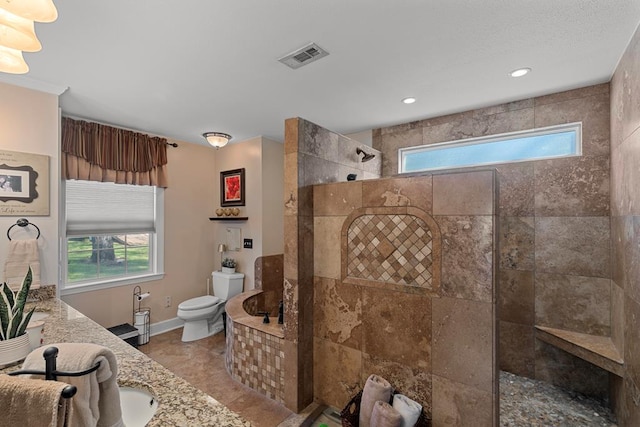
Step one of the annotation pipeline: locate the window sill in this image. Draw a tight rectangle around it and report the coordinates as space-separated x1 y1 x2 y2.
60 272 165 296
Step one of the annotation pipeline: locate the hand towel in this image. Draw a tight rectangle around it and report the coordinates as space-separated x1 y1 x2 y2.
22 343 124 427
4 239 41 291
359 374 393 427
0 374 71 427
370 400 403 427
392 394 422 427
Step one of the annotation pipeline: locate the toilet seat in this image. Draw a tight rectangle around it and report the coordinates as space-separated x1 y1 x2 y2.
178 295 220 311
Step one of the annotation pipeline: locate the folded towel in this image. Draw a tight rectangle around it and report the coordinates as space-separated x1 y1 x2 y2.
0 374 71 427
371 400 403 427
4 239 41 291
360 374 393 427
22 343 124 427
392 394 422 427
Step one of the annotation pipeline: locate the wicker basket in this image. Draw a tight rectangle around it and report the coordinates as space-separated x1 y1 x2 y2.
340 390 431 427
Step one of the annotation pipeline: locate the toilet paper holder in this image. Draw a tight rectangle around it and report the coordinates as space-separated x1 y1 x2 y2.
133 285 151 346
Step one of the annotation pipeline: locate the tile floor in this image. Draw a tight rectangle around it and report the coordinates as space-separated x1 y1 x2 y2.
139 328 294 427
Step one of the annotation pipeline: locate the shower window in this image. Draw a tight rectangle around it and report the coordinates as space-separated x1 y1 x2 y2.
61 180 164 294
399 122 582 173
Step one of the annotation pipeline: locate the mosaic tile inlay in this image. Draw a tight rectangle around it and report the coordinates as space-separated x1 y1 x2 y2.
347 214 434 289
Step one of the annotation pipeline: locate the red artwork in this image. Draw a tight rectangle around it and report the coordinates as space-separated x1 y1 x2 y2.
220 168 245 206
225 175 240 201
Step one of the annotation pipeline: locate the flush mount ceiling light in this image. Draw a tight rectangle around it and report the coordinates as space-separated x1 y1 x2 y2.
0 45 28 74
203 132 232 149
0 0 58 23
510 67 531 77
0 8 42 52
402 97 417 104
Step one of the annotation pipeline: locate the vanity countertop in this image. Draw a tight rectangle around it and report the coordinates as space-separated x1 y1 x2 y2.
1 298 250 427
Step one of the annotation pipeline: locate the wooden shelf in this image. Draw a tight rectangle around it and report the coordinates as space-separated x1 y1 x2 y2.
209 217 248 221
535 325 624 376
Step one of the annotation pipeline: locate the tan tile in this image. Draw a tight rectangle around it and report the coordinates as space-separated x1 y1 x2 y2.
284 117 299 154
284 153 298 216
362 175 432 212
498 269 534 325
535 216 610 278
313 181 362 216
421 116 474 146
625 295 640 389
431 375 494 427
499 321 535 378
534 340 608 400
314 216 345 279
534 273 611 336
472 99 534 117
314 277 362 350
611 281 625 356
432 297 494 392
433 171 495 215
496 162 535 216
499 216 534 271
472 107 534 137
313 338 362 410
283 215 298 280
437 215 494 302
534 155 610 217
361 286 431 370
378 128 422 176
534 83 609 106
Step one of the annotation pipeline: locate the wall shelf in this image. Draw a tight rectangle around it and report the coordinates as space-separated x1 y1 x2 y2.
209 217 248 221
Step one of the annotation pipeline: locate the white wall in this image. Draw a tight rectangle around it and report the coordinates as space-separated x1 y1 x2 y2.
0 82 59 286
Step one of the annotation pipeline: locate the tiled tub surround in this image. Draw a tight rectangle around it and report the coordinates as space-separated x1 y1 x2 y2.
225 290 285 403
313 171 498 426
0 298 249 426
373 83 614 400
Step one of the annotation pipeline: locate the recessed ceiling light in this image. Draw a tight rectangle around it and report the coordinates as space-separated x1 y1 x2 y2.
402 97 416 104
510 68 531 78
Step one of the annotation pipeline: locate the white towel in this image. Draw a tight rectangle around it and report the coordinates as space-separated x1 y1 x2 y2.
392 394 422 427
360 374 393 427
4 239 41 291
22 343 124 427
371 400 403 427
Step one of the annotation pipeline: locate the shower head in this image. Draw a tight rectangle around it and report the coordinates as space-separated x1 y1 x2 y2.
356 148 376 163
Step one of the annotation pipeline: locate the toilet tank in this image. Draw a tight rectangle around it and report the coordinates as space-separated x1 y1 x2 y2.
212 271 245 300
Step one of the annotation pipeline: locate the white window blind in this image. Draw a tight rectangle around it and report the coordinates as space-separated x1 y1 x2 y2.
66 180 156 235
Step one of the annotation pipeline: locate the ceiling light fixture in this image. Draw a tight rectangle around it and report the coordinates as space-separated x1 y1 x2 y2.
510 67 531 77
0 0 57 74
402 97 416 104
203 132 232 149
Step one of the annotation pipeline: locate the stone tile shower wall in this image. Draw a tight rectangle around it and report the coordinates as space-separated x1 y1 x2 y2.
283 118 382 411
610 22 640 425
373 84 612 399
313 171 498 426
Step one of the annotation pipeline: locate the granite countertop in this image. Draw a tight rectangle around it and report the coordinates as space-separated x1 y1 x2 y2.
1 298 250 427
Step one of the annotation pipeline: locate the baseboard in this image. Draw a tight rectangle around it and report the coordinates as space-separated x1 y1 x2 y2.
150 317 183 337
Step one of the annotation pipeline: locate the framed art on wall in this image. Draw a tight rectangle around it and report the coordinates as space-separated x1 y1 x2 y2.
220 168 245 207
0 149 49 216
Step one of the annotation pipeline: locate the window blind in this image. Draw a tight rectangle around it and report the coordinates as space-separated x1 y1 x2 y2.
66 180 156 236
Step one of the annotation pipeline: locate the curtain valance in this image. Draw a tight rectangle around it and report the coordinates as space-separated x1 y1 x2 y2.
61 117 168 187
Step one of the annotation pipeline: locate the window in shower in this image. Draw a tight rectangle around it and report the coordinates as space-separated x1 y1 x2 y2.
399 122 582 173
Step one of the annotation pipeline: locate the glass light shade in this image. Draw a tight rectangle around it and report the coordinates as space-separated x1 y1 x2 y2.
0 0 57 23
203 132 231 148
0 9 41 51
0 45 28 73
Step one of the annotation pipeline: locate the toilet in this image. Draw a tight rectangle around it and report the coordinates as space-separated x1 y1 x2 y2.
177 271 244 342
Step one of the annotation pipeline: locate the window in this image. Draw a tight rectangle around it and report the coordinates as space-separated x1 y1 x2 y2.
399 122 582 173
62 180 164 294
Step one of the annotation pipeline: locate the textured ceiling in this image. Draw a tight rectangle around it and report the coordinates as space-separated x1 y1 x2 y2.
2 0 639 145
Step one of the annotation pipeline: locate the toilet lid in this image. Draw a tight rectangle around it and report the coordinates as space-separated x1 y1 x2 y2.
178 295 221 310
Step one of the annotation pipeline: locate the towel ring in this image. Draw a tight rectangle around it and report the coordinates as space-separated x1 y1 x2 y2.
7 218 40 241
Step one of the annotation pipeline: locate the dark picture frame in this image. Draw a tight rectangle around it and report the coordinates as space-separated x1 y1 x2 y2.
0 164 38 203
220 168 245 207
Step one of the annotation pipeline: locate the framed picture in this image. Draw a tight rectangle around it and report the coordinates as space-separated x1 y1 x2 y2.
0 150 49 216
220 168 245 207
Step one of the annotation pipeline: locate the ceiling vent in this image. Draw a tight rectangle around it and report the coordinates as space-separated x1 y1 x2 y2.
278 43 329 69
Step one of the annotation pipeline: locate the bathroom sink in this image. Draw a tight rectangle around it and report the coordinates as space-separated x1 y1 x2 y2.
119 386 158 426
30 312 49 322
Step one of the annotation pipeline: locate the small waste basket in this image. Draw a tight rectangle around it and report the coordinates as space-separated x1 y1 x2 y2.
107 323 139 348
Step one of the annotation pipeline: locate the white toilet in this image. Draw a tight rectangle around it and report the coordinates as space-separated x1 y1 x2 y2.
177 271 244 342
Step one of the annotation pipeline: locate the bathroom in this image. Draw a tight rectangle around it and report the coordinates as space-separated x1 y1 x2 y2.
1 6 640 427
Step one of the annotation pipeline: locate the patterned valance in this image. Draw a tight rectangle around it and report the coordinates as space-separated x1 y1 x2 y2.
61 117 169 187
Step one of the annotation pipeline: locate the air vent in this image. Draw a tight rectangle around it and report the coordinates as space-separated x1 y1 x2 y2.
278 43 329 69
